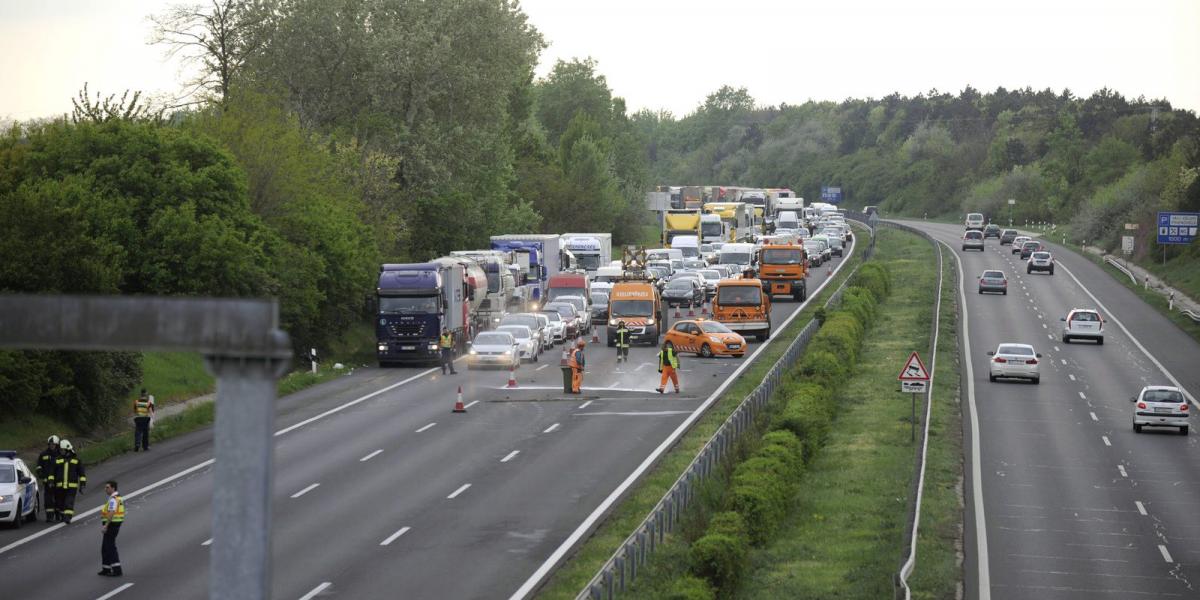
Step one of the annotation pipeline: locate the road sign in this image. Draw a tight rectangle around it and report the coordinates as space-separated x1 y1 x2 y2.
897 351 930 381
1122 235 1134 255
820 186 843 205
901 381 928 393
1124 223 1139 230
1157 211 1199 245
1007 199 1016 205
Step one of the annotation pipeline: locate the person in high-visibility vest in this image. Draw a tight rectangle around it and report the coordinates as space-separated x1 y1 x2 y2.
571 338 586 393
133 389 155 452
439 329 458 375
614 321 630 362
656 342 681 394
98 480 125 577
53 439 85 523
37 435 60 521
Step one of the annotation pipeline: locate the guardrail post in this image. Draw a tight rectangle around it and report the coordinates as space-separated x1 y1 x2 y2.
656 510 665 544
604 569 614 599
589 582 603 600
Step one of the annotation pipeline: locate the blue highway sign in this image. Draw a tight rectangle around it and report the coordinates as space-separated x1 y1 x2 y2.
1157 211 1199 245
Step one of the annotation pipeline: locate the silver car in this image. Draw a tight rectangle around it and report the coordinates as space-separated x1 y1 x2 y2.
499 313 547 350
987 343 1041 384
467 331 520 370
496 325 539 362
537 310 567 343
1132 386 1189 435
962 230 985 251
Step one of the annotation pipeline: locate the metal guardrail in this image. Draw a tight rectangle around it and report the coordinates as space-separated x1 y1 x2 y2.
576 222 876 600
1103 256 1139 287
1182 309 1200 323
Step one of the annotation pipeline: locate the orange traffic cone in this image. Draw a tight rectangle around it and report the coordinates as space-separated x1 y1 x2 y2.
700 303 709 317
453 385 466 413
674 305 681 318
826 263 832 277
687 305 696 317
591 329 600 343
506 365 518 388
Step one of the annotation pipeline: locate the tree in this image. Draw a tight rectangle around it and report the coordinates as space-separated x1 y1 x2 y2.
150 0 272 106
535 57 614 145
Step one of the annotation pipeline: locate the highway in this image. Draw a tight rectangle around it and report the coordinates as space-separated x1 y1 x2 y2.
905 221 1200 599
0 239 854 599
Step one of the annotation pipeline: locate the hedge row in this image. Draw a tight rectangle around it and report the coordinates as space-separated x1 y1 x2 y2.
675 264 891 596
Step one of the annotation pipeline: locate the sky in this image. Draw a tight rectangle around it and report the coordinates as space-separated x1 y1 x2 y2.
2 0 1198 121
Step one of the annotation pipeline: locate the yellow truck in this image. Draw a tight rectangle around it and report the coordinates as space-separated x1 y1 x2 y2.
703 202 755 242
662 209 702 247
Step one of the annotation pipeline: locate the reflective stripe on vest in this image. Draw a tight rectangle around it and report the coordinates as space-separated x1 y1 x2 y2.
439 333 453 349
102 494 125 523
658 348 678 368
135 399 151 416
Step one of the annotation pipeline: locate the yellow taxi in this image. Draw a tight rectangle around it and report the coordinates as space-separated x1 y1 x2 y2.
664 319 747 358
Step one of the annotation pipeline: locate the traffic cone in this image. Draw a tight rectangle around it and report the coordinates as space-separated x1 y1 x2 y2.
700 303 709 317
674 305 681 318
453 386 466 413
687 305 696 317
826 263 832 277
591 329 600 343
506 365 518 388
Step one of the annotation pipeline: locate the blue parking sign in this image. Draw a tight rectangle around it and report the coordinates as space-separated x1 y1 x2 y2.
1157 212 1199 245
820 186 843 204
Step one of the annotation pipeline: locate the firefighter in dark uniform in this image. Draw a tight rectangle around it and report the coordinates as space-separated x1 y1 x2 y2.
439 329 457 375
36 435 60 521
53 439 86 524
614 321 630 362
98 480 125 577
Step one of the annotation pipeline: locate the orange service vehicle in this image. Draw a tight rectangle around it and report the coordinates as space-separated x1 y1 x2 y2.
711 278 772 341
757 243 808 301
606 280 663 346
664 319 747 357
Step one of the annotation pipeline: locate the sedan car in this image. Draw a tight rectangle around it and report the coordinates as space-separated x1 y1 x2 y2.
0 451 39 528
1132 386 1189 434
543 302 582 339
961 230 985 251
1019 240 1043 259
978 270 1008 295
999 229 1019 245
498 313 547 350
662 278 705 307
987 343 1041 383
803 241 825 266
1027 251 1054 275
682 259 708 271
983 223 1001 239
696 269 722 298
664 319 747 357
555 295 591 334
1061 308 1104 344
467 331 520 370
537 310 567 343
495 325 539 362
1010 236 1030 254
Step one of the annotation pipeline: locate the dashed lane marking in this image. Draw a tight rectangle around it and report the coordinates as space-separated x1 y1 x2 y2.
1069 374 1077 381
578 400 592 409
299 582 332 600
201 538 212 546
464 400 480 409
543 423 560 433
95 583 135 600
1136 501 1147 516
1090 412 1098 421
416 422 436 433
1118 465 1128 478
1079 392 1087 400
360 449 383 462
447 484 471 499
291 483 320 499
501 450 520 463
536 364 549 371
1159 545 1174 563
380 527 411 546
1102 436 1112 447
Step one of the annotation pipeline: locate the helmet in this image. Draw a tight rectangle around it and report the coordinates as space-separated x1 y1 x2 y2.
59 439 73 452
47 435 60 445
576 338 586 347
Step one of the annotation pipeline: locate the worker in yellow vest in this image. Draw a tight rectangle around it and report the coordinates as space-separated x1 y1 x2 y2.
133 389 155 452
98 480 125 577
656 342 681 394
439 329 458 375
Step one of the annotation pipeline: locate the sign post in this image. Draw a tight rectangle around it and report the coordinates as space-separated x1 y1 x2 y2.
897 351 931 443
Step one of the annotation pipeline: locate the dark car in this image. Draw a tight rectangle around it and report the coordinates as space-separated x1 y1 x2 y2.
589 291 610 323
999 229 1018 245
1019 240 1043 259
983 224 1001 239
662 278 704 307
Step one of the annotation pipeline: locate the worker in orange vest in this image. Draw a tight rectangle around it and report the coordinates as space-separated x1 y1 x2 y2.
656 341 681 394
570 338 586 393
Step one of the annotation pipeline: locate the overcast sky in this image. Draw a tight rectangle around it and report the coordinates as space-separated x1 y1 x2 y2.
2 0 1197 121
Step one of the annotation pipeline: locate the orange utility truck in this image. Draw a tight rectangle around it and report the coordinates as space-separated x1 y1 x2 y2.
711 278 772 341
757 243 808 301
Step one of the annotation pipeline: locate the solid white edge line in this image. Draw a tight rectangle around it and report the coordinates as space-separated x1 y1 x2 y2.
1159 544 1174 563
290 483 320 499
360 449 383 462
501 450 520 463
507 230 858 600
447 483 471 499
543 423 560 434
298 581 332 600
416 422 437 433
95 583 135 600
380 526 411 546
1102 436 1112 447
1136 501 1148 516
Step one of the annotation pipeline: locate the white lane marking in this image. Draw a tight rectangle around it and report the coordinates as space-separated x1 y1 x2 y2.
1038 314 1043 319
543 423 560 433
360 449 383 462
1060 359 1067 365
447 483 471 499
201 538 213 546
1046 334 1053 340
607 381 620 388
416 422 437 433
1069 374 1077 381
1058 262 1195 405
291 483 320 499
380 526 411 546
1160 545 1174 563
578 400 593 409
507 229 860 600
1090 412 1098 422
1078 392 1087 400
1102 436 1112 447
1042 323 1047 329
276 368 438 437
576 411 694 416
501 450 520 463
1118 465 1128 478
634 362 652 371
536 364 549 371
95 583 135 600
464 400 480 409
1136 501 1148 516
1054 346 1060 352
298 582 332 600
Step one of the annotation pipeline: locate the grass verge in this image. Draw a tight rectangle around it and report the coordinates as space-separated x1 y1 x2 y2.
535 232 868 600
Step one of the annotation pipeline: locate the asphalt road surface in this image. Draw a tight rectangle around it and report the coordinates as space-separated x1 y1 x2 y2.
0 237 855 600
905 220 1200 600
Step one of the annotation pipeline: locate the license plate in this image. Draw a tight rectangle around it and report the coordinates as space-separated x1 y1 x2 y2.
401 346 416 351
1155 407 1173 413
728 344 741 349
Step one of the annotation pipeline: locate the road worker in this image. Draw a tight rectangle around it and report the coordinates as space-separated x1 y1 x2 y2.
571 338 586 393
133 389 155 452
560 345 574 393
614 321 630 362
98 480 124 577
36 435 60 521
656 341 681 394
53 439 86 523
439 328 457 375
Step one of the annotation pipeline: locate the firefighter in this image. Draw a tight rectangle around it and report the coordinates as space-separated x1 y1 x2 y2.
571 338 586 393
656 341 681 394
36 435 60 521
54 439 86 524
439 328 457 375
98 480 125 577
614 321 630 362
133 389 155 452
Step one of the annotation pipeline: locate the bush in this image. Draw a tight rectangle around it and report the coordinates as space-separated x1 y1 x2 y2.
840 287 878 324
666 575 717 600
728 470 788 545
810 312 865 365
852 262 891 298
708 511 749 542
798 350 846 385
689 533 746 590
774 384 836 461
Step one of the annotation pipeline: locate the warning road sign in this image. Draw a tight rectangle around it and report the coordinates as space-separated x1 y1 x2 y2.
901 381 928 393
897 351 930 381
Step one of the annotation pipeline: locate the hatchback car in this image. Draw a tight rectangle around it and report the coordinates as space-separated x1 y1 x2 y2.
0 451 39 528
1019 240 1043 259
987 343 1041 383
978 270 1008 295
1010 236 1030 254
537 310 567 343
983 223 1001 239
542 302 581 339
467 331 520 370
1000 229 1019 245
962 230 985 251
1027 251 1054 275
1132 386 1189 435
663 278 705 307
495 325 539 362
498 313 547 350
1061 309 1104 344
664 319 747 357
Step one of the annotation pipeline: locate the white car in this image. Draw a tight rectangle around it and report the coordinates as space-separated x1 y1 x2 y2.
496 325 539 362
537 310 567 343
531 312 554 350
1132 386 1189 435
1027 251 1054 275
1061 309 1104 344
987 343 1041 384
467 331 520 370
0 451 40 528
555 295 592 334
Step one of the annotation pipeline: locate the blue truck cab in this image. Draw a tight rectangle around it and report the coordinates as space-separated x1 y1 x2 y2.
376 262 466 366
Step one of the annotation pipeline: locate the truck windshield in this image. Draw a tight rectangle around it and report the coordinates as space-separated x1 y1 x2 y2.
720 253 752 265
575 255 602 271
761 249 804 264
379 296 439 314
547 288 584 302
718 286 761 306
485 272 500 293
610 300 654 316
701 222 723 236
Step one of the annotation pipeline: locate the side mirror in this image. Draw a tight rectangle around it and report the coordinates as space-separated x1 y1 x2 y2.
1036 353 1043 358
18 474 30 485
987 351 995 356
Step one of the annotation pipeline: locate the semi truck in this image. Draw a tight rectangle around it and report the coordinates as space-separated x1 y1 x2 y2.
375 260 481 366
490 234 565 309
560 233 613 274
662 209 702 247
681 186 704 210
449 250 516 327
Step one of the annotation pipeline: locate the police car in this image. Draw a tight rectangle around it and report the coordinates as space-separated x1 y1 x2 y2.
0 451 40 528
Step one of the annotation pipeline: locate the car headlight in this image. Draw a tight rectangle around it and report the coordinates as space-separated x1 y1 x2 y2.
469 349 477 355
530 302 539 310
646 318 655 325
0 495 6 503
428 344 439 351
609 319 618 326
502 350 511 355
377 344 387 352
